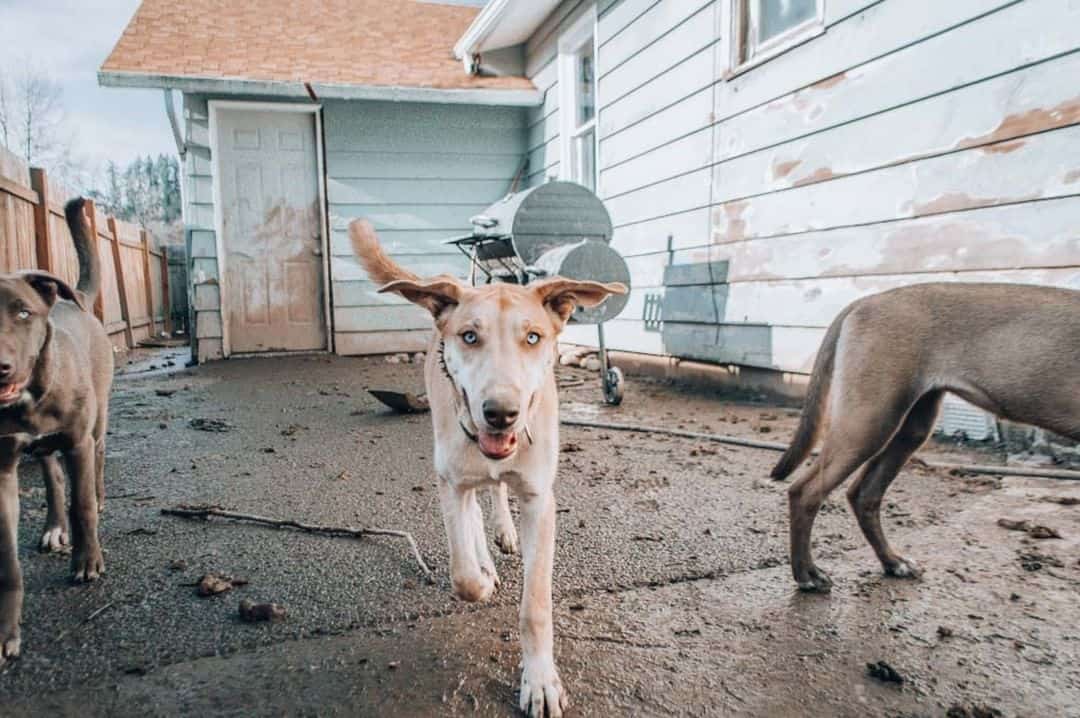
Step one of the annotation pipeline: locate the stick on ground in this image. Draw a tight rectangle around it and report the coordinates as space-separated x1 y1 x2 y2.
161 505 435 583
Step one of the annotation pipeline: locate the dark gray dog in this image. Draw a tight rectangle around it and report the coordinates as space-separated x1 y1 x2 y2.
0 197 113 662
771 282 1080 592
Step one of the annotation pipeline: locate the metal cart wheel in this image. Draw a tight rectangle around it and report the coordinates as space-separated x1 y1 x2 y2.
603 366 624 406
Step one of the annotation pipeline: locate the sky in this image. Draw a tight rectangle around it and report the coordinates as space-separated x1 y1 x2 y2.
0 0 174 172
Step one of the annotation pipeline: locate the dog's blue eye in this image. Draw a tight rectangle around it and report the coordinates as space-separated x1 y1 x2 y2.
16 310 30 320
462 330 478 345
526 332 540 345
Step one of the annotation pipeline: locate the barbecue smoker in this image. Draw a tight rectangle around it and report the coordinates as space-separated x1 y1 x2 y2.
446 181 631 405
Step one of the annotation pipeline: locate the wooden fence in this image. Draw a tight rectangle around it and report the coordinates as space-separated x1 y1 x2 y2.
0 148 173 350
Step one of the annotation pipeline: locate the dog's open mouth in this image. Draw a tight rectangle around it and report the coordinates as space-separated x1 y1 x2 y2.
478 431 518 460
0 381 25 404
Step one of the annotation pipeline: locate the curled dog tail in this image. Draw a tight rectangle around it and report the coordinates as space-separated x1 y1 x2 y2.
770 306 851 480
348 219 419 285
64 197 102 303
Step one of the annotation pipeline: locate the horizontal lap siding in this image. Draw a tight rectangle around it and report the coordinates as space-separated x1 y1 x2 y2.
576 0 1080 373
323 100 528 354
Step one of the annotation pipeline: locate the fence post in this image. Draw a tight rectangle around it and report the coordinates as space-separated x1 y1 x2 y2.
83 199 105 321
140 229 155 336
29 168 53 273
160 248 173 335
107 217 135 349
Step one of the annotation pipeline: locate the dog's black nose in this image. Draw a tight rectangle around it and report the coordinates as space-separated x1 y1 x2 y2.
0 361 13 380
482 400 519 430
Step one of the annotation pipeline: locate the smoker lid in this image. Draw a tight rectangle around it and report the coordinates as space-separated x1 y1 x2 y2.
472 181 613 265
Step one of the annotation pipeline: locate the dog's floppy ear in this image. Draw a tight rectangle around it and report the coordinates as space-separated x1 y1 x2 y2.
531 277 628 324
18 271 85 311
378 276 462 318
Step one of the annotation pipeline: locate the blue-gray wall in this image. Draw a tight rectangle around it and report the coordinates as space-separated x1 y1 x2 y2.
323 100 527 354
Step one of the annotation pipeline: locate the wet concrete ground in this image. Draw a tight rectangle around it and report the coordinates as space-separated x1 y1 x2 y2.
1 352 1077 716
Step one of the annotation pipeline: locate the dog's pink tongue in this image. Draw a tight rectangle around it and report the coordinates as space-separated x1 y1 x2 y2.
478 431 516 458
0 384 18 400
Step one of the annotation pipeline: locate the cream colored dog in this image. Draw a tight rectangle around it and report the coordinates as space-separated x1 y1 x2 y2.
350 220 625 717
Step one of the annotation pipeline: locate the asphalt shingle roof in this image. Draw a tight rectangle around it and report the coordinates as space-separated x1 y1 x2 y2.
101 0 533 92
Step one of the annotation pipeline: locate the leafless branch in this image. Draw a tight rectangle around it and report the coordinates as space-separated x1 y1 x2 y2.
161 504 435 583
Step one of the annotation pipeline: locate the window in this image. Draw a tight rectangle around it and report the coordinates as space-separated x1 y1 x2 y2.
558 9 598 192
733 0 824 70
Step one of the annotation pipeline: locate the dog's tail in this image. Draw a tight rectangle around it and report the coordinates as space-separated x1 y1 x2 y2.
348 219 419 285
770 306 851 480
64 197 102 303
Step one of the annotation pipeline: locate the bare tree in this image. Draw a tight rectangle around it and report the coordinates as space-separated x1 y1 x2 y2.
0 70 10 150
16 67 65 166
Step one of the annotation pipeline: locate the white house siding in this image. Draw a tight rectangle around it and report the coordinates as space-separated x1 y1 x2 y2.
528 0 1080 374
182 94 224 362
182 96 528 360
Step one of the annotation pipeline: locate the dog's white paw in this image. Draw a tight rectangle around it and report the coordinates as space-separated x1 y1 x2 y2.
40 526 70 554
452 571 496 603
0 621 20 665
519 656 567 718
884 557 922 579
494 526 519 555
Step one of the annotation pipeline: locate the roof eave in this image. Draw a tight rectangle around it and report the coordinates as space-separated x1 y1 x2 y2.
98 71 542 107
453 0 562 59
453 0 512 61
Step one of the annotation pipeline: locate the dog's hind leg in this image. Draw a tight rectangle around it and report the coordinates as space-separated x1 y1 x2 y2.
0 438 24 662
788 402 908 592
491 483 519 555
64 437 104 582
94 436 105 514
847 391 942 579
39 453 70 553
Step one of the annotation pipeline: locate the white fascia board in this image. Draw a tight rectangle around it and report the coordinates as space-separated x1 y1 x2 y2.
99 71 542 107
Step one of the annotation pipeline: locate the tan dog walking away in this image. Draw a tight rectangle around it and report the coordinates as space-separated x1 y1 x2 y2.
350 219 625 717
772 282 1080 592
0 198 114 663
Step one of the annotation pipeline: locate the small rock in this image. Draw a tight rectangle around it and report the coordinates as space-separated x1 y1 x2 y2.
189 418 233 432
196 573 248 597
936 626 953 639
866 660 904 684
561 442 583 453
169 559 188 572
155 389 176 397
947 704 1003 718
583 357 601 372
238 599 286 623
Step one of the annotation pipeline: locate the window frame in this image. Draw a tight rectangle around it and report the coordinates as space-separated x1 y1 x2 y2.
728 0 825 77
557 6 599 192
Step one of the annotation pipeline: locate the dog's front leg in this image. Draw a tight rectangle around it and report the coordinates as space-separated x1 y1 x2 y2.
438 477 496 603
64 437 104 582
517 488 566 718
0 438 24 662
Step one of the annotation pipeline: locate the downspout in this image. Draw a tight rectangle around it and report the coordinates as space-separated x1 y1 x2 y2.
164 88 194 354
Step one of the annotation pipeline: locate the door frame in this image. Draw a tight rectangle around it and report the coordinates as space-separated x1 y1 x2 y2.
208 99 333 358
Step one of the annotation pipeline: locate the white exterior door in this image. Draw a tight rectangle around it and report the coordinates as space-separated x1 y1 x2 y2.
217 108 327 353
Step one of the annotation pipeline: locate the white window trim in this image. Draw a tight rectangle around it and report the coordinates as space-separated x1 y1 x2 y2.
557 6 599 191
727 0 825 78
